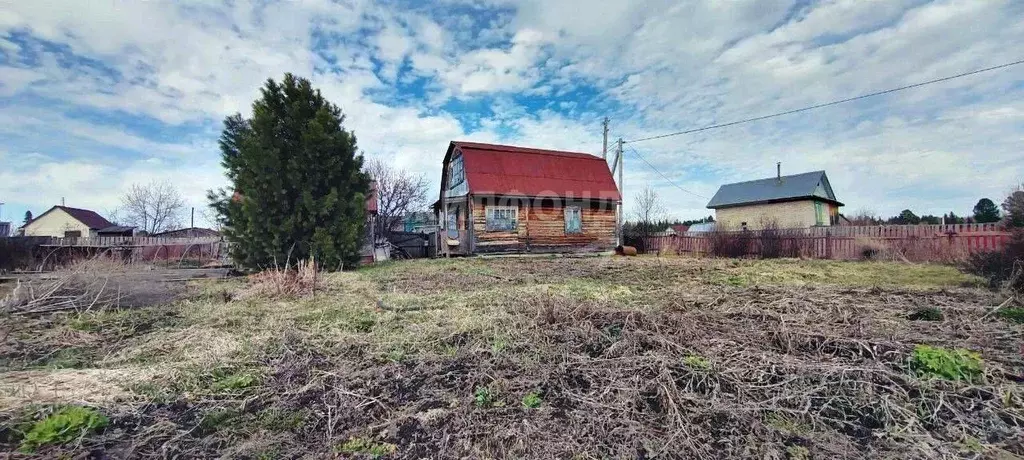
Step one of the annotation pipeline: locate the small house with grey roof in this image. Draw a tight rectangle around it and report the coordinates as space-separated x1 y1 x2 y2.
706 168 843 230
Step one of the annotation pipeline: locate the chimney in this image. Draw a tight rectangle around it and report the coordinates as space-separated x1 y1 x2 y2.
776 162 781 182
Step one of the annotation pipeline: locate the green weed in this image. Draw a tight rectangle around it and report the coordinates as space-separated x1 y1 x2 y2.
43 348 92 369
338 437 397 458
257 408 308 431
298 306 377 332
724 276 746 286
995 307 1024 324
786 445 810 460
908 307 944 321
474 386 502 408
198 408 240 434
958 436 983 453
213 372 258 392
683 355 712 371
491 336 509 355
19 406 108 452
522 391 543 409
765 413 810 435
910 344 983 382
385 348 407 363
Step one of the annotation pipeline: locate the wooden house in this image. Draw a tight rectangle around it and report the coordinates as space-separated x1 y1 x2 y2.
434 141 620 256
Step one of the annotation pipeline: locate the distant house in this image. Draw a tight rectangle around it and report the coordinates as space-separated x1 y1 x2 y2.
707 169 843 230
686 222 716 235
360 181 384 265
663 224 689 236
22 206 135 237
0 221 10 238
435 141 620 255
391 212 437 234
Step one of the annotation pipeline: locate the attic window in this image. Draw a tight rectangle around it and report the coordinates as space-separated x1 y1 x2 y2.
448 155 465 189
485 206 517 231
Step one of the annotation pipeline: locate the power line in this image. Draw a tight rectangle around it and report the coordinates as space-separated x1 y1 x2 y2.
625 58 1024 144
625 145 708 200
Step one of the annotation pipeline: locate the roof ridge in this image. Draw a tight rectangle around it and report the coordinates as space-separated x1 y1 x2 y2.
56 205 99 212
722 170 824 186
454 141 602 160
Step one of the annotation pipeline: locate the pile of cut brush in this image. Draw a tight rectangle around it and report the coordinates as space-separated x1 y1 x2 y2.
0 258 132 316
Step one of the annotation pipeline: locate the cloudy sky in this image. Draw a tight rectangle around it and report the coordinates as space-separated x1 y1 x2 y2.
1 0 1022 227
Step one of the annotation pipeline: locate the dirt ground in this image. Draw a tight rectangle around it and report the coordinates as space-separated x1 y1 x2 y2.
1 256 1021 459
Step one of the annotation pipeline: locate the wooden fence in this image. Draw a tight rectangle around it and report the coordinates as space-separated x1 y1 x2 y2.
4 236 228 269
38 236 222 247
644 224 1011 262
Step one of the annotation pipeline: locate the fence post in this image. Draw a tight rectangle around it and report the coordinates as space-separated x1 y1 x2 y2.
825 229 832 259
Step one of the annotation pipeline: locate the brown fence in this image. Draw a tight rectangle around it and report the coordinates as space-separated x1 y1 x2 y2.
645 224 1011 262
3 236 228 271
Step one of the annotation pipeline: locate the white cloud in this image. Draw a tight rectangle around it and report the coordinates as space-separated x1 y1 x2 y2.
0 0 1022 224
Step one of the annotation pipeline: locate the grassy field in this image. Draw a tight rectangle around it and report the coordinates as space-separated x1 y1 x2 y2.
1 256 1021 459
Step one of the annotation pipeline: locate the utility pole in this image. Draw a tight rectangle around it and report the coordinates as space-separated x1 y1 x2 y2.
615 138 623 246
601 117 609 160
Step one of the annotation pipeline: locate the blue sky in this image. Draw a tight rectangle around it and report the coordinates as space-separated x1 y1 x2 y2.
1 0 1022 227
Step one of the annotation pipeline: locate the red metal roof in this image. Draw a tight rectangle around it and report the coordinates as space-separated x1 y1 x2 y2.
452 141 620 201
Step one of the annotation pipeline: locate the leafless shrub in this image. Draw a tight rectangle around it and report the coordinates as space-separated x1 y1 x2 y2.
758 220 783 258
847 208 882 226
856 237 886 261
2 257 133 315
964 229 1024 292
708 229 752 258
240 258 319 299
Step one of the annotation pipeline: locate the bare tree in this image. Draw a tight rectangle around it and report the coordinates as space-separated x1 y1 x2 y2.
848 208 881 225
629 186 665 252
632 186 665 225
365 159 430 240
118 180 185 234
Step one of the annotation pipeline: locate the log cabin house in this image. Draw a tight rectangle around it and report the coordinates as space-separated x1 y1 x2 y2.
434 141 620 256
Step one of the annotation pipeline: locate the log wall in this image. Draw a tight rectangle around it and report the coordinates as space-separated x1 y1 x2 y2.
471 197 616 254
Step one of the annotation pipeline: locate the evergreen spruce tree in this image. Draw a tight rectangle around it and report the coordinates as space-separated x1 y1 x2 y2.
23 211 32 225
1004 189 1024 228
208 74 370 270
972 198 1001 224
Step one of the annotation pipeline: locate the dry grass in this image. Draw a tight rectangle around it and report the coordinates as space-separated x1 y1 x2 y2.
0 256 1020 459
238 258 319 300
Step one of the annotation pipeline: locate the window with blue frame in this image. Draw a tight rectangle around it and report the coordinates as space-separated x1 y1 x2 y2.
485 206 517 231
447 209 459 238
449 156 464 186
564 206 582 234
